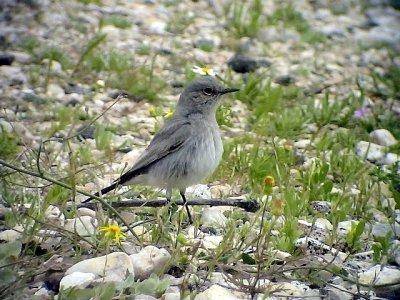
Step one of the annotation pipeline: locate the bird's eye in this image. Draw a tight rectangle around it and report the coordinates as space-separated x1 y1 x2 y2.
203 88 213 96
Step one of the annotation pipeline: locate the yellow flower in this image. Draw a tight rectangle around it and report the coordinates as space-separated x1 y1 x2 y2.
99 224 126 244
271 198 285 217
264 175 275 187
192 65 217 76
164 110 174 119
148 106 157 117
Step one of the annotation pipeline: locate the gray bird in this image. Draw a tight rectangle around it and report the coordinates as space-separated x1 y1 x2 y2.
83 76 239 223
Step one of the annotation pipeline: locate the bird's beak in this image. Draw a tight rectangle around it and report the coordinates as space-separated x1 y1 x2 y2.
220 87 240 95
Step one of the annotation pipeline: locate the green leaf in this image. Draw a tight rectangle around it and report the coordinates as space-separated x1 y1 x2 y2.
0 269 17 288
73 33 107 73
0 240 22 266
241 253 256 265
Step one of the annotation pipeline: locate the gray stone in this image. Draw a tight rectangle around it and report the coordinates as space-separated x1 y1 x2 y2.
195 284 239 300
356 265 400 285
201 207 227 228
59 272 95 290
355 141 386 162
64 216 97 237
66 252 134 282
372 223 400 238
370 129 397 146
130 246 171 280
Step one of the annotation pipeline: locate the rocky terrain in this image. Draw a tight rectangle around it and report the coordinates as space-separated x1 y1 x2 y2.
0 0 399 299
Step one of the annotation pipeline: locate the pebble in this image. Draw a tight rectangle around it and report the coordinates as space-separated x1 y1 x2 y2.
294 139 312 149
0 53 15 65
201 235 223 249
65 252 134 282
369 129 397 146
130 246 171 280
356 265 400 285
200 207 227 228
0 65 27 84
186 184 211 199
46 83 65 100
45 205 64 227
195 284 239 300
64 216 97 237
59 272 95 290
355 141 386 163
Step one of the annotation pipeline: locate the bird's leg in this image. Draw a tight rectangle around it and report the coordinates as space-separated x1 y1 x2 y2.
180 189 193 224
166 188 174 221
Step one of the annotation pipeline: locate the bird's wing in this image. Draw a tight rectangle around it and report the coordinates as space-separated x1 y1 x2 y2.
118 118 192 184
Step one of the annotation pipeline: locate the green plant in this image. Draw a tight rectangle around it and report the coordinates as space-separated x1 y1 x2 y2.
227 0 264 38
0 130 18 159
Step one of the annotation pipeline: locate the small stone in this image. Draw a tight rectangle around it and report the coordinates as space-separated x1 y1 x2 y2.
46 83 65 100
372 223 400 238
34 287 51 297
194 36 217 50
186 184 211 199
355 141 386 162
76 125 96 140
294 139 311 149
356 265 400 286
227 55 258 73
59 272 95 290
310 201 331 214
150 21 167 34
0 228 22 242
0 65 27 84
201 235 223 250
379 153 400 165
45 205 64 227
0 53 15 65
77 207 96 218
66 252 134 282
195 284 239 300
130 246 171 280
201 207 227 228
21 89 46 104
64 216 97 237
370 129 397 146
134 295 158 300
275 75 296 86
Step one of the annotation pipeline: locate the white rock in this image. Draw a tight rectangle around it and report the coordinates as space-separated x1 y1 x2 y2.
379 153 400 166
315 218 333 231
201 207 227 228
60 272 95 290
164 293 183 300
357 265 400 285
34 287 51 296
46 83 65 100
294 139 311 149
0 229 22 242
130 246 171 280
201 235 223 250
66 252 134 282
195 284 239 300
149 21 167 34
370 129 397 146
64 216 97 237
45 205 65 226
355 141 385 162
0 120 12 133
186 184 211 199
77 207 96 218
0 225 24 242
337 220 358 237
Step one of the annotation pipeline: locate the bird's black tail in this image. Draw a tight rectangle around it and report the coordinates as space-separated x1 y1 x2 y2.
81 180 120 203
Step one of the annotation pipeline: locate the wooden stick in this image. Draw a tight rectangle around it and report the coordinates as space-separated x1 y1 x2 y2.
77 198 260 212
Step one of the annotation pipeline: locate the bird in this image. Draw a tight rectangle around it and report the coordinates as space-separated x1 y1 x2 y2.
83 76 239 223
